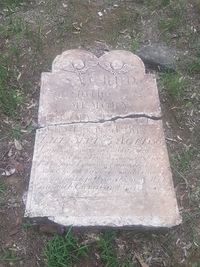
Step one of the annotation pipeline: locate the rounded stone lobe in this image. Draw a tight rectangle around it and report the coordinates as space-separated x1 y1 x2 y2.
73 59 85 70
111 60 124 70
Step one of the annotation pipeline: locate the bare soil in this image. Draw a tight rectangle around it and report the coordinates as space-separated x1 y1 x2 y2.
0 0 200 266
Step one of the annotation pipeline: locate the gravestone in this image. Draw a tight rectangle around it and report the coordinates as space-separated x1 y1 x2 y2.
25 50 181 228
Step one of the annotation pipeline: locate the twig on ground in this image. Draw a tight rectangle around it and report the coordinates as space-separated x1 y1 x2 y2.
172 166 189 188
135 253 149 267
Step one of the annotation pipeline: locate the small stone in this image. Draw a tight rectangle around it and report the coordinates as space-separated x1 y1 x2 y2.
14 139 23 151
62 3 67 8
136 44 177 71
39 224 65 235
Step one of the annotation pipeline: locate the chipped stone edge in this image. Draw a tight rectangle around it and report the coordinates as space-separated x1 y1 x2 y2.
24 118 182 229
24 50 182 229
23 214 182 230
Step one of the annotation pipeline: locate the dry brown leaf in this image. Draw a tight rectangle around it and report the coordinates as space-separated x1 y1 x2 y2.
14 139 23 151
135 253 149 267
2 167 16 177
8 148 13 157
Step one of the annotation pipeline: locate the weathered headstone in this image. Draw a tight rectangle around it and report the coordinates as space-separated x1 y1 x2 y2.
25 50 181 228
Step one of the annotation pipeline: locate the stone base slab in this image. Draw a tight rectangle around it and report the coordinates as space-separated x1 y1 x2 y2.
25 118 181 228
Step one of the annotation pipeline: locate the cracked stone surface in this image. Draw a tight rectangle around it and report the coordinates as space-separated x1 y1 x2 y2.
25 50 181 228
38 50 161 127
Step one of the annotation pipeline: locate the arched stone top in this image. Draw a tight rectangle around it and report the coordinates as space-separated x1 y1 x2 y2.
38 49 161 127
99 50 145 79
52 50 98 72
52 49 145 80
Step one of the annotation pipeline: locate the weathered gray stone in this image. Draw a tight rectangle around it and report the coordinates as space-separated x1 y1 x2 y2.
38 50 161 127
26 119 181 227
136 44 177 71
25 50 181 228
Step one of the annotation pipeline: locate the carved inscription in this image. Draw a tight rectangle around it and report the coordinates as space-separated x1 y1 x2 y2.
33 120 168 195
26 50 181 228
74 71 136 86
71 101 127 112
38 50 161 126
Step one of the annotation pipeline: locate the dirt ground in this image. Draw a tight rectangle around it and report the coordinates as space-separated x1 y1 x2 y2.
0 0 200 266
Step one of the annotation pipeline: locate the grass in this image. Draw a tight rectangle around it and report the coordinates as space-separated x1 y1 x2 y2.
192 261 200 267
0 0 24 11
187 57 200 74
131 38 140 53
43 227 88 267
181 210 200 260
55 16 74 39
21 222 33 231
0 17 26 38
159 17 180 32
44 229 137 267
25 24 44 52
0 0 199 266
173 148 199 173
0 182 6 197
156 0 186 41
192 0 200 13
0 249 20 263
190 183 200 204
146 0 185 12
160 72 187 98
0 58 23 116
97 231 117 267
172 147 199 186
144 0 170 9
121 258 135 267
0 10 43 117
0 182 6 207
0 16 44 53
103 25 120 44
11 124 22 140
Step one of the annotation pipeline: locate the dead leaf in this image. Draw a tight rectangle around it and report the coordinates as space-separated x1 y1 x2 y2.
135 253 149 267
15 162 25 174
14 139 23 151
9 228 20 236
119 29 128 34
45 29 52 36
17 72 22 81
2 167 16 177
177 135 183 141
8 148 13 157
62 3 67 8
72 22 82 31
27 103 37 109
